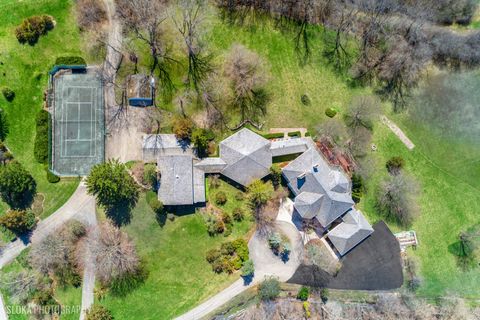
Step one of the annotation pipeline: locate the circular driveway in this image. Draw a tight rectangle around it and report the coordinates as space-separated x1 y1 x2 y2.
248 220 303 282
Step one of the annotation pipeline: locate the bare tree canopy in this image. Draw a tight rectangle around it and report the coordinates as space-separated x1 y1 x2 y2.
224 44 268 126
377 173 420 226
172 0 213 92
87 221 140 285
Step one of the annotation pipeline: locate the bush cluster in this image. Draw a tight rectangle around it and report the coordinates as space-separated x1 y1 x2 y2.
172 116 194 140
34 110 49 164
258 276 280 301
15 15 54 45
301 94 311 106
204 213 226 236
142 163 157 188
205 238 249 274
86 305 113 320
2 88 15 102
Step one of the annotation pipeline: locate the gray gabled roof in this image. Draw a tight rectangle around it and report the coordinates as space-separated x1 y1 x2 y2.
294 192 323 219
270 138 309 157
219 128 272 186
157 155 195 205
194 157 227 173
327 208 374 256
283 148 354 227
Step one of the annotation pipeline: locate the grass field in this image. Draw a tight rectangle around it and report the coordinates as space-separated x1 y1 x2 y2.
0 0 82 217
100 189 254 319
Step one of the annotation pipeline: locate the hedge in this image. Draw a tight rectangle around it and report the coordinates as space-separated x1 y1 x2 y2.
55 56 86 66
261 132 285 139
34 110 49 164
146 190 163 214
288 131 301 137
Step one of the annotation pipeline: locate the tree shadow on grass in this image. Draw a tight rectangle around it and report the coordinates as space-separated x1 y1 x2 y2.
105 204 133 227
448 241 478 271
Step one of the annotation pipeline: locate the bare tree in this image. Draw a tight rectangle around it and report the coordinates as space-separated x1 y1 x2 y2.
116 0 175 97
344 95 381 131
76 0 107 31
377 173 420 226
87 221 140 285
224 44 268 127
324 5 357 71
172 0 213 92
316 117 348 145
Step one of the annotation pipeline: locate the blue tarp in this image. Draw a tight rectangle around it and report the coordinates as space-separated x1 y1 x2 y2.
129 97 153 107
49 65 87 75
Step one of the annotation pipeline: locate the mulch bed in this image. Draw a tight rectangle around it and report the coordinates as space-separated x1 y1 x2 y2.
287 221 403 290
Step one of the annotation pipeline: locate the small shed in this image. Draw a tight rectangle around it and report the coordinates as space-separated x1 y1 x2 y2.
126 74 154 107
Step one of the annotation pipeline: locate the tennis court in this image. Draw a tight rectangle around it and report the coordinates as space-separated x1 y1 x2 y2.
50 72 104 176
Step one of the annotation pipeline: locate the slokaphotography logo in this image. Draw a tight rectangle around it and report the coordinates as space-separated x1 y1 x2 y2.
6 304 81 315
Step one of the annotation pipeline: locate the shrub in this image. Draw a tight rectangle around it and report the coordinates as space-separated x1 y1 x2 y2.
148 197 163 215
351 173 364 204
232 238 249 261
86 305 113 320
206 249 221 263
192 128 214 157
143 164 157 188
258 276 280 301
234 191 244 201
297 286 309 301
303 301 311 318
288 131 301 137
386 156 405 175
320 288 329 303
268 232 282 252
205 214 225 235
325 107 338 118
0 210 36 234
34 110 50 164
2 88 15 102
46 170 60 183
172 116 194 140
221 211 232 225
215 191 227 205
270 164 282 189
232 207 244 221
15 15 54 45
241 259 254 276
55 56 86 65
301 94 311 106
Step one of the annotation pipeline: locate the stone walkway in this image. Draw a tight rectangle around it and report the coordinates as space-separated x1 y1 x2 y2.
381 116 415 150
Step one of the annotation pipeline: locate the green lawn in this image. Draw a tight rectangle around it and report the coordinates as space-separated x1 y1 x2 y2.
0 0 83 217
100 190 253 319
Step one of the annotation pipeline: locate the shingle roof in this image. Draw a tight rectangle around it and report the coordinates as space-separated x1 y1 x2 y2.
282 148 354 227
219 128 272 186
194 157 227 173
157 155 195 205
143 134 192 161
327 208 374 256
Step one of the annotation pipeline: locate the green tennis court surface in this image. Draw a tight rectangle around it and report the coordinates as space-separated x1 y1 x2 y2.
50 72 104 176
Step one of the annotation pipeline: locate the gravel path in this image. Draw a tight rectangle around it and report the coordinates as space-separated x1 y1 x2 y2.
381 116 415 150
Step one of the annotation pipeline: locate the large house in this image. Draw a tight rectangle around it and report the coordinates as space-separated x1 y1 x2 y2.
142 128 373 256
